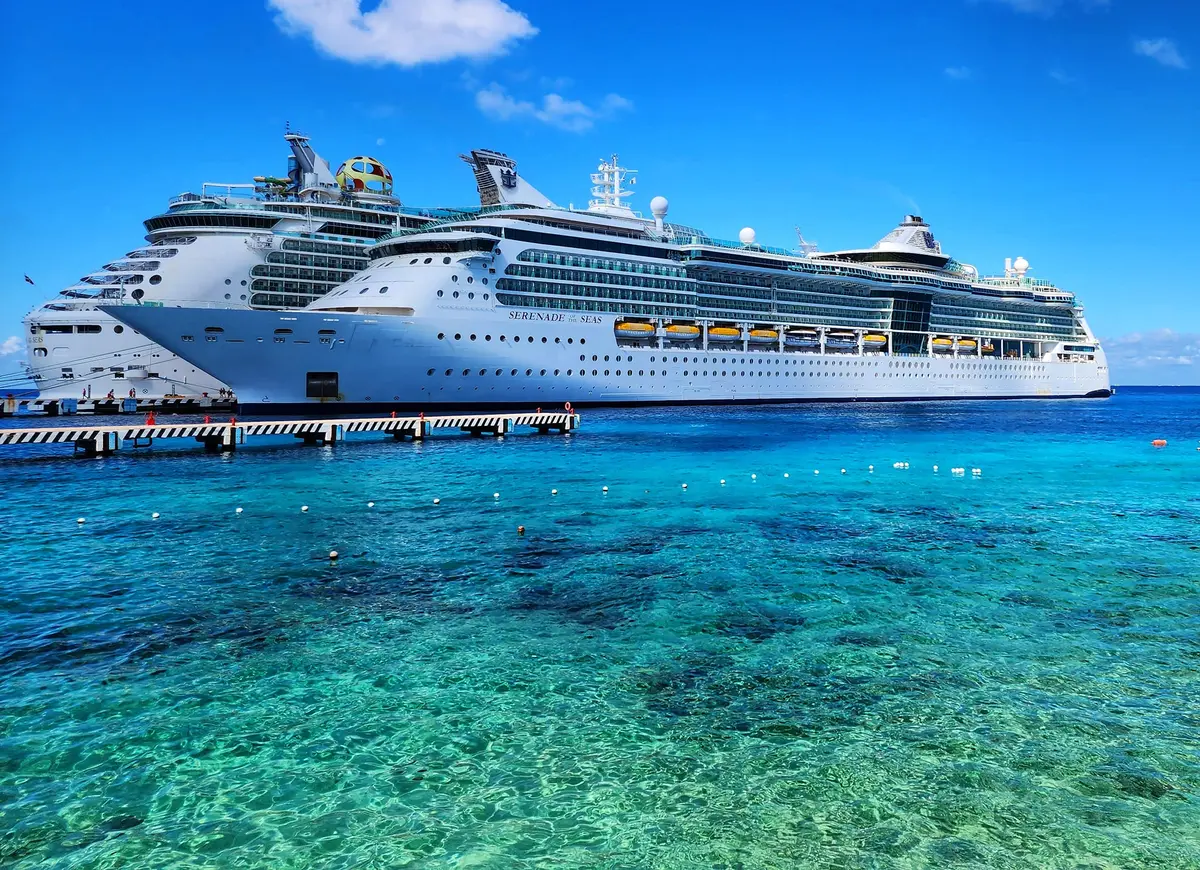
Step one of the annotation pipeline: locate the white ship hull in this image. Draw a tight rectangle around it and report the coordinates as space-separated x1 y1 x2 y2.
103 305 1112 413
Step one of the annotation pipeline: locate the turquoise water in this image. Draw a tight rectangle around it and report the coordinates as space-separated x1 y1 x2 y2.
2 389 1198 868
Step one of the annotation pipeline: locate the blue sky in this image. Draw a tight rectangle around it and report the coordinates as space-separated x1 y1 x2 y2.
1 0 1196 384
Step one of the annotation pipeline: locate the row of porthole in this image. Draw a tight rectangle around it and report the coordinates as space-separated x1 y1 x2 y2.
425 368 1052 381
437 332 587 345
449 275 487 285
436 290 490 301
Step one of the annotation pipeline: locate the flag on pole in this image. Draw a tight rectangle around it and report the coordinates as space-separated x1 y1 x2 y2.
24 275 34 285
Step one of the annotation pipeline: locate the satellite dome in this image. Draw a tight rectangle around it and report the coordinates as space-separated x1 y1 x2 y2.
1013 256 1030 273
650 195 669 217
336 156 393 194
738 227 757 246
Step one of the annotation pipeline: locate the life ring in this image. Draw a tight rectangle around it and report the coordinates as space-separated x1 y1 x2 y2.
564 401 573 413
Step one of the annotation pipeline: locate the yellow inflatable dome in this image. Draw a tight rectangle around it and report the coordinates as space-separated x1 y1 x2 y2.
336 156 393 194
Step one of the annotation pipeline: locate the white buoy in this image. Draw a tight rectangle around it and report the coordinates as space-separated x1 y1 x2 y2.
301 505 309 512
602 486 609 493
751 473 757 480
868 465 874 472
551 489 558 495
682 483 688 489
152 512 160 519
493 492 500 499
841 468 846 474
76 518 85 524
329 550 338 560
720 479 726 485
933 465 939 473
783 472 790 478
367 501 375 508
235 507 243 514
433 498 441 505
814 470 820 475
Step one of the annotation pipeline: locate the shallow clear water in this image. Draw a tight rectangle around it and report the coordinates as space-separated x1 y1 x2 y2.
2 389 1198 868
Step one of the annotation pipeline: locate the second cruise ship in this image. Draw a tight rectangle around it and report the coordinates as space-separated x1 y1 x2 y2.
20 131 447 402
103 153 1111 411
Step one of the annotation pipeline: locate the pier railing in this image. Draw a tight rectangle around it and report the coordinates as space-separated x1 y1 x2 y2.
0 411 579 457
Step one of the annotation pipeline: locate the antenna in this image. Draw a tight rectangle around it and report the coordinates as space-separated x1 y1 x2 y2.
589 154 638 215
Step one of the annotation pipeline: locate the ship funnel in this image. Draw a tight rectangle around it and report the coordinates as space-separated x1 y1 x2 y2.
460 149 555 208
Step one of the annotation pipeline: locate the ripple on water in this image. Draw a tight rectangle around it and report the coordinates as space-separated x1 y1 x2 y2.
1 393 1199 867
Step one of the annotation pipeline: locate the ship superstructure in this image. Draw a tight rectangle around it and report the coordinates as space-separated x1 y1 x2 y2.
18 132 452 401
102 154 1111 411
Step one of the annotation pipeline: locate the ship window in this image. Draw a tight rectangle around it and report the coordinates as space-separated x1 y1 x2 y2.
454 333 462 340
149 275 162 285
452 275 458 282
485 335 492 341
443 257 451 264
468 293 474 299
274 328 293 335
114 325 125 334
77 325 101 334
424 258 432 264
453 291 459 298
224 279 231 285
33 348 47 357
410 259 418 265
470 334 477 341
483 294 489 300
318 329 336 335
360 288 369 294
427 368 434 375
437 290 443 297
204 327 224 334
482 278 488 285
467 276 474 284
379 287 387 294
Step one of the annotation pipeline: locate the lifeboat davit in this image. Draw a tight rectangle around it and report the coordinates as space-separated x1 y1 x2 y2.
615 321 655 339
862 333 888 350
932 337 954 353
748 329 779 345
708 327 741 342
785 329 819 349
665 324 700 341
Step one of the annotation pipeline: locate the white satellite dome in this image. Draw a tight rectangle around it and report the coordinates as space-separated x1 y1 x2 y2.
738 227 757 245
650 195 669 217
1013 256 1030 274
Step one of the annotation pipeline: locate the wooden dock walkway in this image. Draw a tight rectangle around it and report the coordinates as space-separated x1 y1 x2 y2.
0 411 579 456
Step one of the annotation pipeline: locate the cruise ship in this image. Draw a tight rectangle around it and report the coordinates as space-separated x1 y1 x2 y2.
18 131 449 403
102 153 1111 412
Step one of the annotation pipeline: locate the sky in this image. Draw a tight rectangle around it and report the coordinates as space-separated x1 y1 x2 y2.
0 0 1197 385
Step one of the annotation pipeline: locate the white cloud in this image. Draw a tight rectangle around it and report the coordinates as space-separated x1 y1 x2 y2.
376 137 386 146
983 0 1110 15
1102 329 1200 384
0 336 21 357
944 66 972 80
475 83 633 132
268 0 537 67
1133 38 1188 70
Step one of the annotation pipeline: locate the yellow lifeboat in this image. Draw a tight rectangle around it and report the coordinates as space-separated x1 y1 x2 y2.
956 339 978 355
862 334 888 349
748 329 779 345
615 321 655 339
664 324 701 340
981 343 996 355
708 327 742 342
932 337 954 353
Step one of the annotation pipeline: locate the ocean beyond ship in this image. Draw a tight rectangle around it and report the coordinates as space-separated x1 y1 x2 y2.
103 154 1111 411
20 131 453 401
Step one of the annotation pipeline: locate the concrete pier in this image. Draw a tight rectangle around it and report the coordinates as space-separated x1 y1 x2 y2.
0 411 579 457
